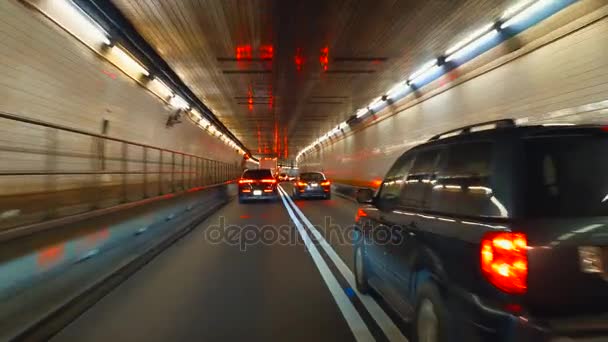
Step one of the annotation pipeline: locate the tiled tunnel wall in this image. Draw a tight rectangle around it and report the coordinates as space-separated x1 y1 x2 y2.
0 0 243 229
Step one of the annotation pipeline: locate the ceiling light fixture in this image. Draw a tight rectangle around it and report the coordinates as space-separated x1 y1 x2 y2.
501 0 548 29
169 95 189 110
109 45 150 77
445 23 495 56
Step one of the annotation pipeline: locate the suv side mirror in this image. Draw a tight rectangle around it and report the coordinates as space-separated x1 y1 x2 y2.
356 188 375 204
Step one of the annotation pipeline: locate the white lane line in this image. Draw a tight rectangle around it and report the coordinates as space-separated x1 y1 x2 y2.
279 186 408 342
278 189 375 342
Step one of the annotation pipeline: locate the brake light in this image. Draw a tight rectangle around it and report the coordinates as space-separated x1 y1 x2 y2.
481 232 528 295
321 181 331 186
238 179 253 184
602 126 608 132
297 182 307 187
261 179 276 183
355 208 368 223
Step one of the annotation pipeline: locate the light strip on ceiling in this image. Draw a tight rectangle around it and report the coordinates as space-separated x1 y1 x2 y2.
295 0 561 162
169 94 189 110
445 23 495 56
501 0 548 29
47 0 111 47
109 45 150 77
445 29 499 62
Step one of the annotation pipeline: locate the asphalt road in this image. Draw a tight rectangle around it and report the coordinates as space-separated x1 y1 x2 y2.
53 184 409 342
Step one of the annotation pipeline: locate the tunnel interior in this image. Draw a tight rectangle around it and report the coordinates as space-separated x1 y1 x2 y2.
1 0 608 341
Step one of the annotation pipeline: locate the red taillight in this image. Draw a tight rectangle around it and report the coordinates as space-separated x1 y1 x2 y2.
481 232 528 295
239 179 253 184
261 179 277 184
297 181 307 187
355 208 368 223
321 181 331 186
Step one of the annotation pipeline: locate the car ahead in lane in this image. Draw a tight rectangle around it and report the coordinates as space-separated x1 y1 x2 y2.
237 169 278 203
292 172 331 200
353 120 608 342
278 172 289 182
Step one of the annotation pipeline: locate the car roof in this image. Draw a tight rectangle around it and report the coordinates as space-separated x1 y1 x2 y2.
412 123 606 151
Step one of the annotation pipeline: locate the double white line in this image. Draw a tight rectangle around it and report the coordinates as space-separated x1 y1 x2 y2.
277 186 407 342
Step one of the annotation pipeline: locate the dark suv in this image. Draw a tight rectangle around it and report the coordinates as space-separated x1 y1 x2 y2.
353 120 608 342
238 169 278 203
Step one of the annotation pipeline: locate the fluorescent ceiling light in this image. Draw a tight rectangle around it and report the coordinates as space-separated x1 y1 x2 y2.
501 0 549 29
445 29 499 62
408 59 438 82
501 0 537 20
110 45 149 77
356 108 369 118
445 23 494 56
53 0 111 46
339 122 348 130
169 95 189 109
149 78 173 100
387 81 408 97
190 109 202 120
369 96 384 110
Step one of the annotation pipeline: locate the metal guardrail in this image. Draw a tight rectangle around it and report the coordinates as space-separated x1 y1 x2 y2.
0 111 241 230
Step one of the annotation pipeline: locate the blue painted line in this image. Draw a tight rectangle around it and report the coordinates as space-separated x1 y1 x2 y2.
344 287 356 298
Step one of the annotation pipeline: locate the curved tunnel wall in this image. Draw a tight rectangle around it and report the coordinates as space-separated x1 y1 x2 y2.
0 0 243 228
299 2 608 187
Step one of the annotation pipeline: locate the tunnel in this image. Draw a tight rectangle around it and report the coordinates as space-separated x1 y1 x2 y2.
1 0 607 341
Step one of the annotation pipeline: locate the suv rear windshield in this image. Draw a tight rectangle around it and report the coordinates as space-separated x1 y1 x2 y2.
300 173 325 181
524 133 608 217
242 169 273 179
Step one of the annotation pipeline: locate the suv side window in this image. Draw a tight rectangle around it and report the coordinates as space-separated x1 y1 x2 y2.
400 148 442 209
377 153 415 207
429 142 503 217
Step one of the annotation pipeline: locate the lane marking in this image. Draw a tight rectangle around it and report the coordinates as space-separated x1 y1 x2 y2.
279 186 408 342
278 189 375 342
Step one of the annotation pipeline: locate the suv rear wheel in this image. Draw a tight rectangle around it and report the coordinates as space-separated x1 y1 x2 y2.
413 281 450 342
354 241 370 294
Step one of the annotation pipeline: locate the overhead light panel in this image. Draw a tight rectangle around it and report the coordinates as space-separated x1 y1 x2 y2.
149 78 173 100
369 96 384 111
169 95 189 110
110 45 150 77
387 81 409 97
408 59 439 83
445 23 495 56
501 0 549 29
190 109 202 120
501 0 537 20
445 29 499 62
50 0 111 47
356 108 369 118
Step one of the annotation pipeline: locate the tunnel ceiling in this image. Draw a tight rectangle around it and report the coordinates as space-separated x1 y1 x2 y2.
110 0 513 161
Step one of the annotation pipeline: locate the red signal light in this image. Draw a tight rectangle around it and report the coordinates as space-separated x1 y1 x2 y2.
320 46 329 72
238 179 254 184
321 181 331 186
260 45 273 59
295 48 304 72
481 232 528 295
236 45 252 60
261 179 276 184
